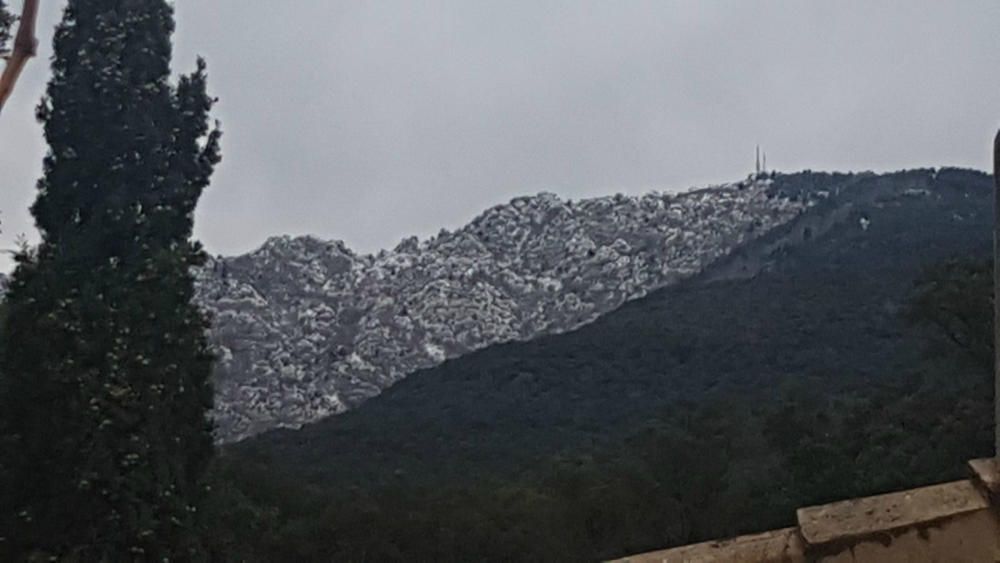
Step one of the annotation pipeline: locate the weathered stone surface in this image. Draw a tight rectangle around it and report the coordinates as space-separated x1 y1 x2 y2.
817 506 1000 563
617 477 1000 562
797 480 988 548
968 457 1000 500
609 528 805 563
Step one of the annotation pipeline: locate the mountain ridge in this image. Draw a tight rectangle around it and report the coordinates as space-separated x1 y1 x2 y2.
231 167 992 488
5 169 980 444
196 178 810 441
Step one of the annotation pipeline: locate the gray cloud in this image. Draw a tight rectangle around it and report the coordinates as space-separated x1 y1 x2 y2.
2 0 999 271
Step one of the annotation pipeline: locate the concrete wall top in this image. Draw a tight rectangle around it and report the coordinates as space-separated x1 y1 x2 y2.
613 459 1000 563
611 527 804 563
797 480 988 548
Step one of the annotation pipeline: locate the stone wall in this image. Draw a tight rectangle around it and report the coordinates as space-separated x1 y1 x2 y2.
613 459 1000 562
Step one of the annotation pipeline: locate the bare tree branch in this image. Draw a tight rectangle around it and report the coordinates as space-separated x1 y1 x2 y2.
0 0 38 115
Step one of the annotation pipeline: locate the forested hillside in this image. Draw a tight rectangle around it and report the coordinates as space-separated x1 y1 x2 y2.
1 179 806 444
197 181 805 442
209 168 994 561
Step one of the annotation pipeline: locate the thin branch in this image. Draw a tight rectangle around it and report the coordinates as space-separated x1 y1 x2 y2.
0 0 38 115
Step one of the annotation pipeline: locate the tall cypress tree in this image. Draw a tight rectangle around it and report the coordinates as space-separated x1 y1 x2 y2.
0 1 221 560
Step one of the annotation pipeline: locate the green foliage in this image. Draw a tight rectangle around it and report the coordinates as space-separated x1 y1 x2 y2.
0 1 221 560
207 362 990 562
906 258 992 371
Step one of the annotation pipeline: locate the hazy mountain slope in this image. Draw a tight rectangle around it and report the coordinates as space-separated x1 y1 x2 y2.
196 179 805 442
231 168 992 487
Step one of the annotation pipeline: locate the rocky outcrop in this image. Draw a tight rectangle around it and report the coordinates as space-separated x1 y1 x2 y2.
0 177 808 442
195 178 806 442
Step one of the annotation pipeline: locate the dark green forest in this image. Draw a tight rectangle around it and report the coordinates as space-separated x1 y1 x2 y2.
205 169 996 562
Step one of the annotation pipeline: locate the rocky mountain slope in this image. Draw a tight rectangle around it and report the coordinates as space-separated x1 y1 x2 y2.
195 178 806 442
0 177 807 442
232 167 992 488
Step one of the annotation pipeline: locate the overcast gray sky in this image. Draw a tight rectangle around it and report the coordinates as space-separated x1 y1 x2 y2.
1 1 999 271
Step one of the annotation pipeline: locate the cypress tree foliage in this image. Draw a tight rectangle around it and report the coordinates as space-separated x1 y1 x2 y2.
0 1 221 560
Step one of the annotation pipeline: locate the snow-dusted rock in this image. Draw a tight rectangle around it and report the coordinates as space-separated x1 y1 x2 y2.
0 178 807 442
196 178 806 442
